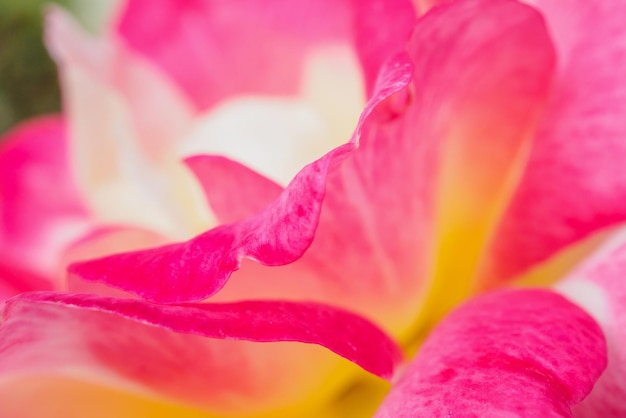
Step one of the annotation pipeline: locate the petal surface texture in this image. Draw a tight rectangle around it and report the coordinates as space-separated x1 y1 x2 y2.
0 292 402 415
375 289 607 417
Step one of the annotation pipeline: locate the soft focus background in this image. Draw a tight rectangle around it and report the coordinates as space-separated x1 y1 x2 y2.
0 0 116 134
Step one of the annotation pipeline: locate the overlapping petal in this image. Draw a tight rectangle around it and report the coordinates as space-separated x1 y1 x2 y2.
69 144 354 303
0 292 402 415
375 289 607 417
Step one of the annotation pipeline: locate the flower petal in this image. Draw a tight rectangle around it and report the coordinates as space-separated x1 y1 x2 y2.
46 7 208 238
185 155 283 224
484 0 626 284
352 0 417 95
555 231 626 417
69 144 354 303
0 260 52 304
375 289 607 417
291 0 556 332
115 0 355 110
0 292 402 414
409 0 555 321
0 116 90 275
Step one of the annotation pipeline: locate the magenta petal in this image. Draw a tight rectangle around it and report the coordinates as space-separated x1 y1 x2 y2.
375 289 607 417
69 144 354 303
185 155 283 224
4 291 403 380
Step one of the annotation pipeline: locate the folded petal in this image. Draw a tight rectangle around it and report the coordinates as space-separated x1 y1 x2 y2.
555 230 626 417
375 289 607 417
0 116 90 276
484 0 626 284
69 144 354 302
0 292 402 414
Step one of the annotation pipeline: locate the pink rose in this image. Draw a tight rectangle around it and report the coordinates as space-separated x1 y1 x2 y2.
1 0 625 416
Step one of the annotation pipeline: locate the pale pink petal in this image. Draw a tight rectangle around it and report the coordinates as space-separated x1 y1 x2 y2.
69 144 354 303
0 292 402 414
185 155 283 224
46 7 207 237
483 0 626 284
375 289 607 417
555 232 626 417
115 0 354 110
0 116 90 275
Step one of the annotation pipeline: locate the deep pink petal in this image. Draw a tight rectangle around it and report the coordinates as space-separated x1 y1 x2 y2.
484 0 626 284
556 233 626 417
375 289 607 417
69 144 354 303
0 116 90 275
115 0 355 110
185 155 283 224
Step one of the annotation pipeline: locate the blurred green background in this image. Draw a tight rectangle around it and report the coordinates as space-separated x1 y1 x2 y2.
0 0 116 134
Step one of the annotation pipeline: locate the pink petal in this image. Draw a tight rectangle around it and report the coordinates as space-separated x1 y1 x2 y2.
0 292 402 414
375 289 607 417
483 0 626 284
185 155 283 224
0 116 90 275
293 0 555 329
0 260 53 304
351 0 417 95
115 0 355 110
555 233 626 417
69 144 354 303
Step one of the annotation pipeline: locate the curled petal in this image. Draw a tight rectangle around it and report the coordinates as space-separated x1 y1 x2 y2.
69 144 353 303
375 289 607 417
